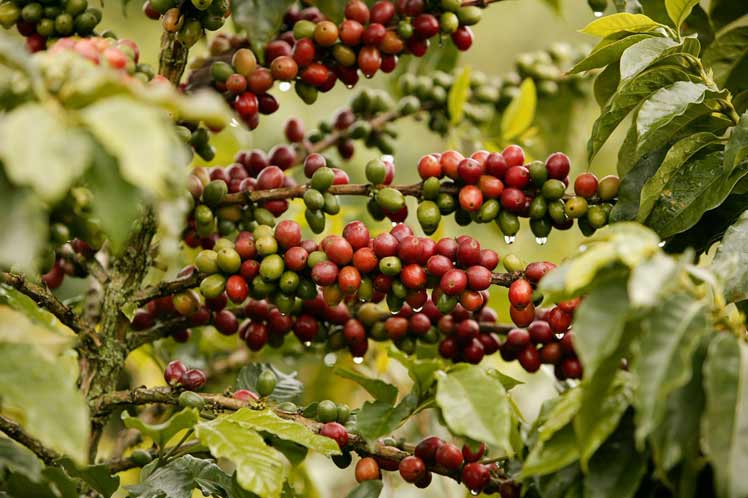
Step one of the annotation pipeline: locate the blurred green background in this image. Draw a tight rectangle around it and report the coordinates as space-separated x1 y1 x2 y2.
92 0 623 496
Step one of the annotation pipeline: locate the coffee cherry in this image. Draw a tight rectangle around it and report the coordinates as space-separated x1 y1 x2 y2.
257 369 277 397
461 463 490 493
435 442 464 470
562 357 583 379
508 279 533 308
355 457 381 482
462 442 485 463
451 26 473 50
344 0 370 23
131 310 155 331
505 166 530 189
574 172 598 198
597 175 620 200
510 304 535 327
518 345 541 372
502 145 525 167
164 360 187 385
270 55 298 81
233 389 260 402
180 368 207 390
545 152 570 180
320 422 349 448
413 13 439 38
548 306 572 332
232 48 257 76
314 20 339 46
399 455 426 483
358 46 382 77
441 269 468 296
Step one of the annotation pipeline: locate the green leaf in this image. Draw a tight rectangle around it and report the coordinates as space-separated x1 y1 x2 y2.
593 63 621 108
702 26 748 89
584 415 647 498
236 364 303 403
0 438 42 483
84 144 142 253
356 399 413 443
334 368 398 404
665 0 699 30
388 348 443 397
635 81 725 162
627 251 679 307
0 181 46 273
232 0 296 63
0 308 88 464
60 458 119 498
500 78 536 140
637 132 723 221
127 455 237 498
619 37 698 82
702 334 748 498
646 149 748 238
536 388 581 443
218 409 340 455
570 33 654 74
579 13 663 37
610 147 667 221
345 480 384 498
447 66 471 126
725 111 748 175
520 425 579 478
314 0 346 23
435 365 512 454
588 64 694 160
0 286 73 337
712 211 748 302
195 415 290 498
80 96 187 199
0 103 92 202
486 368 524 390
534 464 582 498
122 407 199 449
632 292 709 446
650 339 707 477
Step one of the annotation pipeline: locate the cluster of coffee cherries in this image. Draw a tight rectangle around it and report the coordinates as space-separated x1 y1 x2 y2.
202 0 483 127
398 43 590 135
0 0 102 52
163 359 207 390
411 145 619 242
182 147 301 244
47 36 156 82
142 0 228 46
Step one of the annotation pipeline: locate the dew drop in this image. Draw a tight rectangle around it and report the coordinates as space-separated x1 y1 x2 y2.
303 341 312 347
353 356 364 364
535 236 548 246
381 154 394 163
504 235 516 245
279 81 291 92
579 244 588 252
230 118 240 128
364 73 373 79
346 84 354 89
323 353 337 367
413 306 423 312
658 241 666 247
391 221 398 227
390 309 399 315
593 10 603 17
470 490 480 496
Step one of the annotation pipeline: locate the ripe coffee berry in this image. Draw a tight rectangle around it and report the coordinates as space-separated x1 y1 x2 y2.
435 443 464 470
355 457 381 482
180 368 207 390
164 360 187 385
414 436 443 465
462 463 490 492
574 172 598 198
320 422 349 448
508 279 533 308
462 442 485 462
399 455 426 483
546 152 570 180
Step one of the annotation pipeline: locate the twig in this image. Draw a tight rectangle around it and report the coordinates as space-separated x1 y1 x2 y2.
0 415 60 465
130 271 202 308
57 245 109 284
127 315 194 350
0 271 85 334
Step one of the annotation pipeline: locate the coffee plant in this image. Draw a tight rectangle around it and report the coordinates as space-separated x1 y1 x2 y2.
1 0 748 497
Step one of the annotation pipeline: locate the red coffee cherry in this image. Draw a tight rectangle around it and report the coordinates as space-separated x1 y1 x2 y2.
358 46 382 77
131 310 155 331
413 13 439 38
501 188 526 213
340 19 364 46
548 306 572 332
508 279 533 309
462 442 485 463
461 463 490 493
324 236 354 265
180 368 207 390
502 145 525 167
270 55 298 81
561 357 583 379
355 457 381 482
164 360 187 385
418 154 442 179
451 26 473 51
540 342 563 364
225 276 249 304
528 320 553 344
338 266 362 294
320 422 349 448
546 152 571 180
574 173 598 198
510 304 535 327
518 345 541 372
399 455 426 483
504 165 530 189
441 269 468 296
294 314 319 342
459 185 483 212
234 92 259 117
301 62 329 86
343 221 370 249
435 443 464 470
344 0 370 23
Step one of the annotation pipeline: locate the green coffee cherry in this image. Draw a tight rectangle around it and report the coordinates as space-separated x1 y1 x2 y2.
528 196 547 220
367 198 386 221
548 200 568 224
503 253 525 272
0 3 20 28
436 292 458 314
530 217 552 238
303 188 325 211
217 248 241 273
457 5 482 25
440 11 459 33
253 207 275 227
323 192 340 215
277 402 298 413
437 193 456 214
529 160 548 185
307 250 328 268
541 179 566 200
379 256 402 276
564 197 588 218
200 274 226 298
376 187 405 212
260 254 284 281
477 199 499 223
195 250 219 274
598 175 620 200
211 61 233 82
586 205 607 228
397 96 420 116
578 215 596 236
130 449 153 466
293 19 315 39
336 404 351 424
257 370 278 397
295 81 318 105
497 211 520 235
422 177 441 200
178 391 205 409
317 400 338 423
311 167 334 192
305 209 326 233
417 201 441 232
255 236 278 256
203 180 228 207
365 159 387 185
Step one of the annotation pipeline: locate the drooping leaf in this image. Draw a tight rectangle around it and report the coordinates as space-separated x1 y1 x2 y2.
632 292 709 446
126 455 241 498
646 149 748 238
610 147 667 221
534 464 582 498
634 81 725 163
334 368 398 404
665 0 699 30
0 103 92 203
435 365 512 454
584 414 647 498
0 286 72 335
0 308 88 464
217 409 340 455
593 63 621 108
80 96 187 199
344 480 384 498
236 363 303 403
122 408 199 449
520 425 579 478
588 64 693 160
195 415 290 498
59 458 119 498
637 132 723 221
232 0 296 63
724 111 748 175
356 399 414 443
500 78 536 140
712 210 748 302
579 13 663 37
701 334 748 498
571 34 654 74
0 438 42 483
535 388 581 443
627 251 679 307
702 26 748 90
388 348 443 397
447 66 471 126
